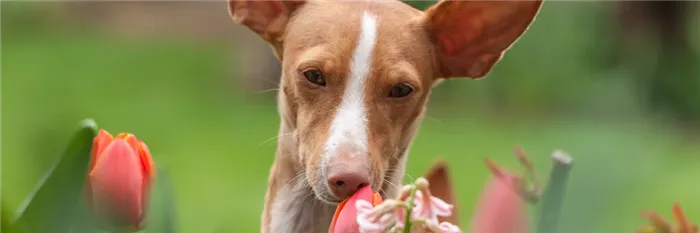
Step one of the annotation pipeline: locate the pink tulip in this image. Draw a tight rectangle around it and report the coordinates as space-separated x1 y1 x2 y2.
85 129 156 231
329 185 383 233
468 172 529 233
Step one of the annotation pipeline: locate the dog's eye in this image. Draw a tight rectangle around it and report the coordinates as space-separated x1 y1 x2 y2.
388 83 414 98
303 69 326 86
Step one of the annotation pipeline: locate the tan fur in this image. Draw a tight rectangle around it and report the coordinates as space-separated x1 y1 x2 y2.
227 1 543 232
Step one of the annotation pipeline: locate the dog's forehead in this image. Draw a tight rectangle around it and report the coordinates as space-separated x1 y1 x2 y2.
285 1 432 79
287 2 423 50
293 1 421 28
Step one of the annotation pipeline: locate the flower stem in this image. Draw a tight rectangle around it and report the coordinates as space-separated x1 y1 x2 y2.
402 185 418 233
535 150 574 233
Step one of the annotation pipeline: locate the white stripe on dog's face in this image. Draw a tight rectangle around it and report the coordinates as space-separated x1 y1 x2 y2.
323 11 377 161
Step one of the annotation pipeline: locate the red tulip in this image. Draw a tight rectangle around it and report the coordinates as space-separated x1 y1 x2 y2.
468 172 529 233
85 129 156 231
329 186 383 233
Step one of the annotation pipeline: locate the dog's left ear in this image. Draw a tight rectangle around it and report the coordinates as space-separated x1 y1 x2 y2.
423 0 544 79
424 159 459 226
227 0 305 56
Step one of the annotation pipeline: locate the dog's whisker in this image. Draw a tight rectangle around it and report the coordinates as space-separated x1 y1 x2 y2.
424 115 444 125
258 135 281 147
402 173 415 183
383 178 399 191
280 171 306 192
260 77 281 88
383 167 414 183
300 179 311 189
384 167 402 172
257 132 294 147
254 88 280 94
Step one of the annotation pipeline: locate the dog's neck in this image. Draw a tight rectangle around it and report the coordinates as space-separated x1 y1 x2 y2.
265 153 334 233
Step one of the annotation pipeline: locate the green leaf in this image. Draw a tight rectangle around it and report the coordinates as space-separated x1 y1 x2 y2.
13 119 99 233
3 203 18 233
143 168 179 233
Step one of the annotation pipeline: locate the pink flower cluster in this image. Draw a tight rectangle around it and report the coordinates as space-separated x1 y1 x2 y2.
354 178 462 233
329 154 531 233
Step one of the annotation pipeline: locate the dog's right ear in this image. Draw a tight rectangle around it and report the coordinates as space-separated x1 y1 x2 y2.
227 0 305 55
422 0 543 79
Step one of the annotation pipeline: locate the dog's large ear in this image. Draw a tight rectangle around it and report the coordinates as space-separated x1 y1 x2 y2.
227 0 305 56
423 0 543 79
424 159 459 226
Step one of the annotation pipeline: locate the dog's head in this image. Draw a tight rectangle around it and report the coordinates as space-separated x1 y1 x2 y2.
228 0 542 203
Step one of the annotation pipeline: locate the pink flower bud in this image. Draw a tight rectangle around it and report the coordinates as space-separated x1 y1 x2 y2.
329 185 383 233
469 173 529 233
85 129 156 232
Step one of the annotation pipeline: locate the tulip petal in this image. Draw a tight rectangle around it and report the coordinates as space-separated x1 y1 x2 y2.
91 129 114 171
133 140 156 222
138 141 156 181
118 133 141 159
372 192 382 206
330 186 380 233
469 175 528 233
329 198 350 232
89 139 145 228
86 129 115 219
136 140 155 228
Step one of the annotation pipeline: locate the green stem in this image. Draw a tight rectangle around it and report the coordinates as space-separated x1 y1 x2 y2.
396 202 411 209
402 185 418 233
536 150 574 233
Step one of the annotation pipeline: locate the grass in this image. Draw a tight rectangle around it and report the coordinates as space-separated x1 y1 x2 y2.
2 24 700 233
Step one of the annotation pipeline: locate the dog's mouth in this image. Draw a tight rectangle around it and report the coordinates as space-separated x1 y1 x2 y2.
311 185 344 205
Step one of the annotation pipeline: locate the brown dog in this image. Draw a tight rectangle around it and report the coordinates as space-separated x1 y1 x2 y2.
227 1 543 232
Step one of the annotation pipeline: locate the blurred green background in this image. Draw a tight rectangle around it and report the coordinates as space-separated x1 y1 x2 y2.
2 1 699 232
